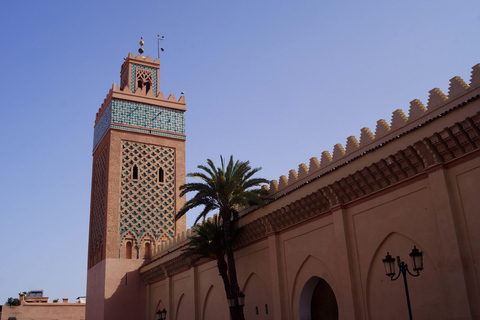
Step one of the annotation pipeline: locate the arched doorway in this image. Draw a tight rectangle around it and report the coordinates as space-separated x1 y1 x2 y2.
299 276 338 320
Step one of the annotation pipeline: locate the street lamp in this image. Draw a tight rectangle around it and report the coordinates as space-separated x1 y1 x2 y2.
227 292 245 320
382 246 424 320
156 308 167 320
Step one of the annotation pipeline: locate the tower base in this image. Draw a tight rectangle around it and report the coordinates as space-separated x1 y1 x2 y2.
86 259 146 320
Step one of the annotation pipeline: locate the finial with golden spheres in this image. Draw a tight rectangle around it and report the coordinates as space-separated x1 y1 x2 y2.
138 37 145 54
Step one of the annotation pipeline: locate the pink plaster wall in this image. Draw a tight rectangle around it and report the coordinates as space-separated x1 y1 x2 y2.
86 259 145 320
1 303 85 320
142 123 480 320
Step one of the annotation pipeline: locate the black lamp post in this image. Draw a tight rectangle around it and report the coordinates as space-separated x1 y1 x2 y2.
382 246 424 320
227 292 245 320
156 308 167 320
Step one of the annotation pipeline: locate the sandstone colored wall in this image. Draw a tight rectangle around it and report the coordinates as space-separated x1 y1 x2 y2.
140 63 480 320
1 302 85 320
86 259 145 320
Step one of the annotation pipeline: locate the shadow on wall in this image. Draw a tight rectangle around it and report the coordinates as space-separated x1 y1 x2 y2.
104 266 146 320
366 232 446 320
202 285 230 320
243 273 273 320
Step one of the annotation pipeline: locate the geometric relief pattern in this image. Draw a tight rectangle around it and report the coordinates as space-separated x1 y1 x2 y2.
111 100 185 135
135 68 153 89
131 64 157 97
88 147 108 268
93 101 112 151
119 141 176 244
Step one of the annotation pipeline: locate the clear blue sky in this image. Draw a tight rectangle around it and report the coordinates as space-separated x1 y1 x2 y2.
1 0 479 304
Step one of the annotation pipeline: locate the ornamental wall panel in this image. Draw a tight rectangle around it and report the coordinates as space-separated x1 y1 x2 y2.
119 140 176 246
88 146 108 268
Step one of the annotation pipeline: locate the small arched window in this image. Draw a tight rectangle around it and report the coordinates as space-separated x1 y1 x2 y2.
132 165 139 180
126 242 132 259
144 242 151 260
137 80 143 90
145 81 151 94
158 168 164 183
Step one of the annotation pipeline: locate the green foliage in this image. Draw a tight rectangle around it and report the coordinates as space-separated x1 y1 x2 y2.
52 299 59 303
183 215 227 262
5 297 20 306
176 155 269 223
176 156 268 320
8 317 17 320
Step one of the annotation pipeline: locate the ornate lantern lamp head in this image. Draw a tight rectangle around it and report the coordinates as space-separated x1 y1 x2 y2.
409 246 424 272
382 252 396 278
156 308 167 320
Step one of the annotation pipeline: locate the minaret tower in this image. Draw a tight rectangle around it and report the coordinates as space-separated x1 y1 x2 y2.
86 44 186 320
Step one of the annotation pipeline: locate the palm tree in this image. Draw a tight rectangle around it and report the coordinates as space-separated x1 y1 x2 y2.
182 215 232 298
176 156 269 320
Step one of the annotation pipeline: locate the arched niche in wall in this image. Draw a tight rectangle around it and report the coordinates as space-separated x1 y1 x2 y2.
120 232 138 259
243 272 273 319
299 276 338 320
175 293 188 320
366 232 446 320
291 255 341 320
154 299 167 320
202 285 229 320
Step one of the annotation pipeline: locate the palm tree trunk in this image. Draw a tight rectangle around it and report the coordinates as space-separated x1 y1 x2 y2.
216 257 231 300
223 213 245 320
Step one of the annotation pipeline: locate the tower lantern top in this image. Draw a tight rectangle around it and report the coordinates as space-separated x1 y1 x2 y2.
120 52 160 97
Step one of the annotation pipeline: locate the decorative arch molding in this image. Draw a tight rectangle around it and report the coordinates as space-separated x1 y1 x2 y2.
120 231 139 259
120 231 138 247
139 232 156 245
175 293 185 320
366 232 447 320
158 233 171 242
154 299 167 320
202 285 229 320
299 276 338 320
242 272 269 293
242 272 273 319
291 255 341 320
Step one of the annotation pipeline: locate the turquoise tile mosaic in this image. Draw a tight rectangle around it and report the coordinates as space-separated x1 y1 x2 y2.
131 64 158 97
93 102 112 150
112 100 185 133
93 99 186 151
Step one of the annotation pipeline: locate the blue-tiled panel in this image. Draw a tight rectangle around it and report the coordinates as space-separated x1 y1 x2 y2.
110 124 186 140
93 102 112 150
93 99 186 151
111 100 185 134
130 64 158 97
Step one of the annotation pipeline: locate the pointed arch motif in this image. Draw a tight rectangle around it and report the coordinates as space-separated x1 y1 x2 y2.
243 272 273 319
366 232 446 320
202 285 229 320
175 293 186 320
299 276 338 320
291 255 340 320
120 231 138 259
154 299 167 320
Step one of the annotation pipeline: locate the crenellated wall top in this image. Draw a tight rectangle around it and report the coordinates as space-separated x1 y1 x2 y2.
264 63 480 197
94 52 186 127
94 80 186 127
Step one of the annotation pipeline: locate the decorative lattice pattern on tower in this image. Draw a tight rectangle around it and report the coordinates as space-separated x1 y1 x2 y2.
89 147 108 268
119 141 176 243
135 68 153 89
131 64 157 96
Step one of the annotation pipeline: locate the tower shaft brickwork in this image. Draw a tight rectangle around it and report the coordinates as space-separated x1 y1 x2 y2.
86 52 186 320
